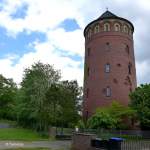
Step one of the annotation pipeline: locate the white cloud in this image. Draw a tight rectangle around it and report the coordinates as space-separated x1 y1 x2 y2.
47 28 84 56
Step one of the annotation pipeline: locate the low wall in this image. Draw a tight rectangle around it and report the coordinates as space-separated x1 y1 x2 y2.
72 133 97 150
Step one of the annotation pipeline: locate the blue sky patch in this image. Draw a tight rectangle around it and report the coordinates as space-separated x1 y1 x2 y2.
0 27 47 59
0 0 4 11
59 19 80 32
10 3 28 19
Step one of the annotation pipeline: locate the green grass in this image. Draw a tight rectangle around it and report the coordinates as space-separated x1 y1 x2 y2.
7 148 52 150
0 128 49 141
6 148 67 150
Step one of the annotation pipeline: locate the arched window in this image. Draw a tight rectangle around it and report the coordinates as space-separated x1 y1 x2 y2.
105 63 110 73
104 23 110 31
106 86 111 97
129 29 132 35
124 25 128 33
94 24 100 33
87 29 92 38
114 23 120 31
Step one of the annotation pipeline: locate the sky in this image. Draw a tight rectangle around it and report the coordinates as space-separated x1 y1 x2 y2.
0 0 149 86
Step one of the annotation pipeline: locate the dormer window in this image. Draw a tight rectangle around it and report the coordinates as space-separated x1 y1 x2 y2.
87 29 92 38
124 25 128 33
114 23 120 31
94 24 100 33
104 23 110 31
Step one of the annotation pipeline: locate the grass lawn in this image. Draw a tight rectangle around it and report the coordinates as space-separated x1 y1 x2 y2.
7 148 52 150
6 148 67 150
0 128 49 141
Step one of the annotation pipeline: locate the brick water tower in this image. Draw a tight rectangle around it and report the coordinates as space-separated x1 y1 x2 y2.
83 10 137 118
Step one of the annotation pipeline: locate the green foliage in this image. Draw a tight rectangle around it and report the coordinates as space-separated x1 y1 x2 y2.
7 147 50 150
46 80 82 128
14 62 81 131
15 62 61 131
88 101 135 129
0 74 17 119
129 84 150 129
77 119 88 129
88 110 117 129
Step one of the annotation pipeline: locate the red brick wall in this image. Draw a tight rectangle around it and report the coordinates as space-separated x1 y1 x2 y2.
83 19 137 118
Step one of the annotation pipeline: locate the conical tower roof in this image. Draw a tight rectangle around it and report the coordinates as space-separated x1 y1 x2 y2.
84 10 134 36
99 10 118 19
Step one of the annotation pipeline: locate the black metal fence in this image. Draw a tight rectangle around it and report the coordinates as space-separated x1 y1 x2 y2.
80 129 150 140
121 141 150 150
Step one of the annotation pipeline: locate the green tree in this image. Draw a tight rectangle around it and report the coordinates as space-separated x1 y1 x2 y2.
17 62 61 131
129 84 150 129
46 80 82 128
0 74 17 119
88 101 135 129
88 110 117 129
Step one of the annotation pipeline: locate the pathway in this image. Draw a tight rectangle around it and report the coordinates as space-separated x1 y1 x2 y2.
0 140 71 149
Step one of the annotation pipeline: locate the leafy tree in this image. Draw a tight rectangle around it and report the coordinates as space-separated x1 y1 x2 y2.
46 80 82 128
17 62 61 131
129 84 150 129
59 80 82 127
88 101 135 129
0 74 17 119
88 110 117 129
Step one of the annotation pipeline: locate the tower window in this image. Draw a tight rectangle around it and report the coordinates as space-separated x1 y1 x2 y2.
87 29 92 38
114 23 120 31
129 29 132 35
105 63 110 73
124 25 128 33
106 86 111 97
125 45 129 55
104 23 110 31
87 67 90 76
94 24 100 33
128 63 132 74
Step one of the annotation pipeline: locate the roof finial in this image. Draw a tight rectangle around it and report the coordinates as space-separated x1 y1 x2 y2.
106 7 108 11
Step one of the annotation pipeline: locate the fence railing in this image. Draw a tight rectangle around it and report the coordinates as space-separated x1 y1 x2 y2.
121 141 150 150
79 129 150 140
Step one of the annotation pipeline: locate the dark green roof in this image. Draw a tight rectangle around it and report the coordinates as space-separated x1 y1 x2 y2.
84 10 134 36
99 10 118 19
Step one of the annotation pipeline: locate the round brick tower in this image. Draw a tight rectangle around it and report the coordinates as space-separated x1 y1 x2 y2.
83 10 137 118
